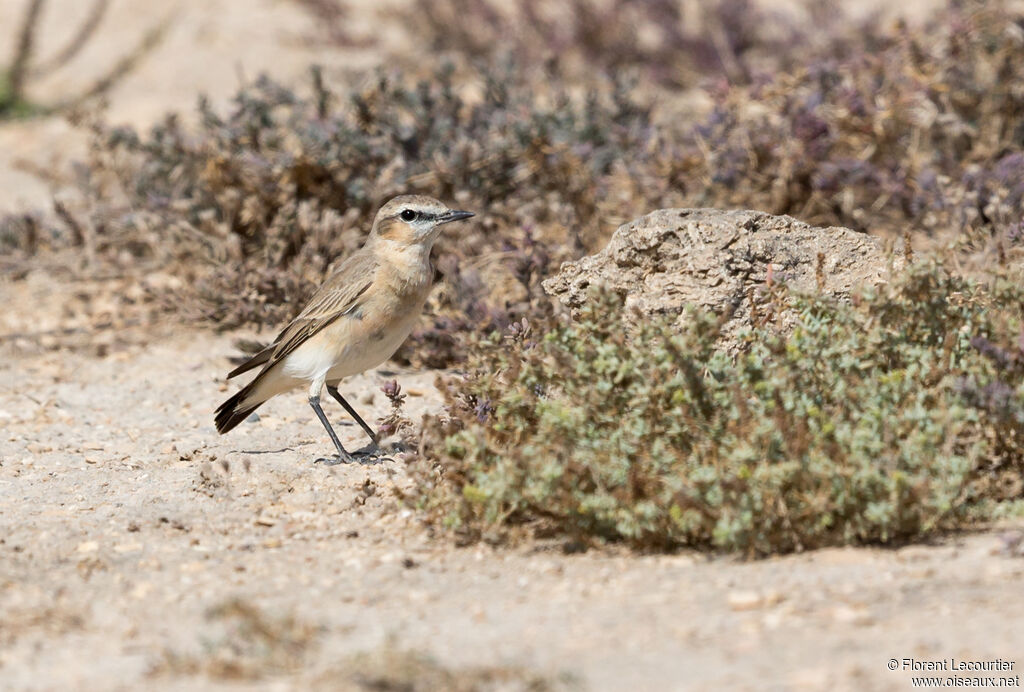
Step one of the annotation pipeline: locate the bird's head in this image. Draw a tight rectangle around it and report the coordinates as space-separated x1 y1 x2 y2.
371 195 474 248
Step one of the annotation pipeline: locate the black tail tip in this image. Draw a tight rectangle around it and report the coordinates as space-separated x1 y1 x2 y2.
215 390 258 435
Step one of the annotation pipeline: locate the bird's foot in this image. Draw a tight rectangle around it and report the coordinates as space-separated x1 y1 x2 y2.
313 445 386 466
314 452 359 466
352 450 385 464
313 448 374 464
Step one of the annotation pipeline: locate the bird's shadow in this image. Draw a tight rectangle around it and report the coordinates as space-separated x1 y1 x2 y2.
227 441 396 465
232 447 300 455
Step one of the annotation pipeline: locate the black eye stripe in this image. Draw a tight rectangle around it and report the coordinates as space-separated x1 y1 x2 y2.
396 209 442 222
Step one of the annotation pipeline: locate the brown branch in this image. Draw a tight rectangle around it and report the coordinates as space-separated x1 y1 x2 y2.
29 0 110 78
54 16 171 112
53 199 85 246
4 0 46 110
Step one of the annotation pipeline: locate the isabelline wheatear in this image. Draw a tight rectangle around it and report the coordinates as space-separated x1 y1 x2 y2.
215 195 474 464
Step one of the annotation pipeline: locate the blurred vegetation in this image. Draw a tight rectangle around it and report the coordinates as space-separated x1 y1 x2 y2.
2 0 1022 553
683 3 1024 241
27 64 661 365
406 264 1024 555
401 0 847 87
0 0 167 120
0 71 40 119
150 598 568 689
4 1 1020 357
337 644 573 692
403 0 1024 237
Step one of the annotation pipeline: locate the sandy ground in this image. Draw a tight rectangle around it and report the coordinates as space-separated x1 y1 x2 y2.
5 1 1024 690
3 267 1024 692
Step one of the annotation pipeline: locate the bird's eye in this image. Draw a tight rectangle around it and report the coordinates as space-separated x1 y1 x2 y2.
400 209 417 221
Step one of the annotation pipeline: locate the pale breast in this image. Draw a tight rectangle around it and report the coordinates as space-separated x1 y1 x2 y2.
283 268 431 383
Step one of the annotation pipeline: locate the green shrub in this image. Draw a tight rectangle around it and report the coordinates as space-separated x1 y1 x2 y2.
406 263 1024 555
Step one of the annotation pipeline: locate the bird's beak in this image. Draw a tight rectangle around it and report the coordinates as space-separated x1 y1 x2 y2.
437 210 474 225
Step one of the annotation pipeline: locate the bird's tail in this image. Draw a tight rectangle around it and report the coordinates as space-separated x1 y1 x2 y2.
215 378 266 434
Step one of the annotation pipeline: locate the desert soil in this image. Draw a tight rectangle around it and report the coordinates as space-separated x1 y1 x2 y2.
3 269 1024 692
3 1 1022 690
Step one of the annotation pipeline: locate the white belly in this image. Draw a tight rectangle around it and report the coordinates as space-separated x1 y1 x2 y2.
281 310 420 384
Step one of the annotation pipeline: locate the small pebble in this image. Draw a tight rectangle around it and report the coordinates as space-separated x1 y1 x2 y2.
727 590 765 611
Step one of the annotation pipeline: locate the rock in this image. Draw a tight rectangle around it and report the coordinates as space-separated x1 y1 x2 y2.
727 589 784 611
543 208 894 344
727 590 766 611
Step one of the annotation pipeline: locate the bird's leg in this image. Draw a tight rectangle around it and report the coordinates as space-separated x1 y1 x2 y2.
309 394 357 465
326 384 379 445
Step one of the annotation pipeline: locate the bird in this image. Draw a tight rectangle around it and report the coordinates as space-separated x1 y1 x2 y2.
215 195 474 464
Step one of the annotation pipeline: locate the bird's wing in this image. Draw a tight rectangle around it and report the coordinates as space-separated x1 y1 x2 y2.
225 343 274 379
226 252 378 378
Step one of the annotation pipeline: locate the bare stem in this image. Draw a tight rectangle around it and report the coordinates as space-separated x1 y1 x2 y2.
54 16 171 112
30 0 110 78
4 0 46 111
